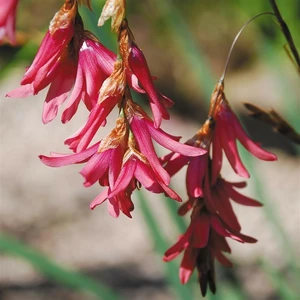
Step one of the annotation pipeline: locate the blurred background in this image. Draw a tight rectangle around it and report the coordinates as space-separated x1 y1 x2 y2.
0 0 299 299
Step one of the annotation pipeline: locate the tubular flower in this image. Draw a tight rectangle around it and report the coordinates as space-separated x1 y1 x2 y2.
161 118 213 198
209 83 277 183
118 20 173 128
7 0 115 124
162 108 265 295
125 99 206 186
164 203 256 296
40 106 205 218
65 60 127 152
0 0 18 45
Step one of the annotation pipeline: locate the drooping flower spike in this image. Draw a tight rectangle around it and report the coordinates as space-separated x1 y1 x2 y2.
162 80 275 294
0 0 19 45
40 97 206 218
163 201 257 296
208 82 277 183
7 0 115 124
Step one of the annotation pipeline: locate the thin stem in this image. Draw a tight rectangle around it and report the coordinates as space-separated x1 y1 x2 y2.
220 12 275 82
269 0 300 73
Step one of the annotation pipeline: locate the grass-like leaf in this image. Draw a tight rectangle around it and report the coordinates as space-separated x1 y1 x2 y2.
0 235 121 300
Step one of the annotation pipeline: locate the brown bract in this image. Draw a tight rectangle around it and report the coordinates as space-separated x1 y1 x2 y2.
98 60 126 104
98 0 125 32
244 103 300 144
192 119 215 150
98 117 128 152
49 0 78 35
124 96 148 122
208 81 226 118
123 134 148 164
118 20 134 67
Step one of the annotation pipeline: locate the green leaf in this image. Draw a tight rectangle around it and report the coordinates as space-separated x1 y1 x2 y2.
0 235 121 300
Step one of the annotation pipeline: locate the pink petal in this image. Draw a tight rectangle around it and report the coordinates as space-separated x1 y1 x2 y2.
233 114 277 161
163 153 189 177
218 119 250 178
90 188 109 209
164 228 193 261
203 176 217 213
107 197 120 218
186 155 207 198
191 214 210 248
108 160 136 198
130 116 170 185
221 180 262 207
128 43 169 127
80 149 112 187
146 120 206 156
61 64 85 123
134 161 163 193
6 84 33 98
39 142 100 167
179 247 197 284
108 146 123 188
214 187 241 232
42 66 76 123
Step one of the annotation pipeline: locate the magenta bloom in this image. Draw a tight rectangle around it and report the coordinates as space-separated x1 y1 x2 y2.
127 102 206 186
203 176 262 231
89 147 182 217
7 3 115 124
164 209 256 295
211 100 277 182
162 150 208 199
41 102 206 217
128 42 173 128
0 0 18 44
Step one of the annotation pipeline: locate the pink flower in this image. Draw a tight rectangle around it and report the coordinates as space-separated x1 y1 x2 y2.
89 144 183 217
211 95 277 182
41 99 206 217
203 175 262 232
65 60 126 152
161 119 212 198
163 208 256 295
7 2 115 124
0 0 18 45
118 21 173 128
127 42 173 128
126 101 206 186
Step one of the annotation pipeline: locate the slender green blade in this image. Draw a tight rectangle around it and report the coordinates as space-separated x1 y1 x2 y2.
0 235 121 300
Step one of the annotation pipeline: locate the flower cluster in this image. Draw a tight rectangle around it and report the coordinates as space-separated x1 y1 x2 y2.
5 0 278 297
9 0 204 218
162 82 276 295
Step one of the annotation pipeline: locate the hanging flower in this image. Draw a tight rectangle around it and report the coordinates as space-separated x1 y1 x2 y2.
0 0 19 45
40 107 205 217
209 83 277 182
164 203 256 296
7 0 115 124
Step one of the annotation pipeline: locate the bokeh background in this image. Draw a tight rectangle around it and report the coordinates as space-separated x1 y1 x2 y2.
0 0 299 299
